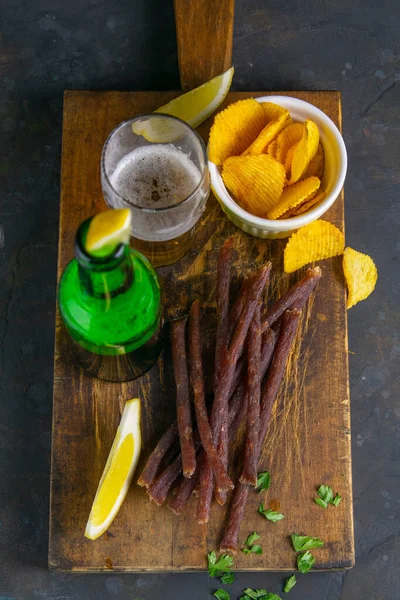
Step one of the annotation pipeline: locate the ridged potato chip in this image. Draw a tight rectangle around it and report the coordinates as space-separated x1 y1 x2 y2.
267 177 321 219
303 142 324 179
276 123 304 164
222 154 286 217
282 190 326 218
242 111 292 156
284 144 296 176
209 99 266 165
260 101 289 122
289 120 320 184
267 139 278 158
284 220 344 273
343 247 378 308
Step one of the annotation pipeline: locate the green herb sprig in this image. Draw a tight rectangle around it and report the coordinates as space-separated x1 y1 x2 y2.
208 551 234 581
297 550 315 573
242 532 263 555
255 471 271 493
258 503 285 522
314 484 342 508
213 590 231 600
283 575 296 593
290 534 324 552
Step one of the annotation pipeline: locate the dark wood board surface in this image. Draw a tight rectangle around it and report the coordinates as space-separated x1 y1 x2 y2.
49 89 354 572
174 0 234 90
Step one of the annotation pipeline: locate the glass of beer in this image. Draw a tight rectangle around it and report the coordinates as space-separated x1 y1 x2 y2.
101 114 210 267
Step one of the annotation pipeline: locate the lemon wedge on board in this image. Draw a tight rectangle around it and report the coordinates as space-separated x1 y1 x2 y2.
132 67 234 142
85 208 131 256
85 398 141 540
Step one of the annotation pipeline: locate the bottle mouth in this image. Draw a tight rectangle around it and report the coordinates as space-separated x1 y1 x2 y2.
75 218 126 272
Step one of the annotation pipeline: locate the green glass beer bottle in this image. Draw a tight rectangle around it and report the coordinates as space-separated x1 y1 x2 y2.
58 211 162 381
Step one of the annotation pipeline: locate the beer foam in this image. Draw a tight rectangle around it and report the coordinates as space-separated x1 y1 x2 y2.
110 145 201 209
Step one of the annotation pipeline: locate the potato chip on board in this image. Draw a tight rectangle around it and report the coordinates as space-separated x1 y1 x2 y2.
242 111 292 156
276 122 304 164
290 120 320 184
260 101 289 122
222 154 286 217
267 176 321 219
267 139 278 158
303 142 324 179
281 190 326 218
343 247 378 308
284 220 344 273
209 99 266 165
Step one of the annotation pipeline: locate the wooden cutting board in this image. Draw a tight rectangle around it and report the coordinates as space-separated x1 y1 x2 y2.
49 88 354 572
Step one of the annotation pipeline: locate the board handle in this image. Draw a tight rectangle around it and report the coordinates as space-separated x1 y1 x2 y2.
174 0 235 90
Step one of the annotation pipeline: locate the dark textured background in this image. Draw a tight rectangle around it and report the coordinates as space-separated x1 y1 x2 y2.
0 0 399 598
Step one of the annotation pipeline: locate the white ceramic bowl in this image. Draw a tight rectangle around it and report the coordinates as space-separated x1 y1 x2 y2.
209 95 347 239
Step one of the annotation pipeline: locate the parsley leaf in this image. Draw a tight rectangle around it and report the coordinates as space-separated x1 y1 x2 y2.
213 590 231 600
315 484 342 508
220 572 235 584
314 497 328 508
317 484 333 504
241 589 268 599
207 551 234 578
256 471 271 493
297 550 315 573
290 534 324 552
242 531 263 555
244 531 261 546
283 574 296 593
258 503 285 522
239 589 282 600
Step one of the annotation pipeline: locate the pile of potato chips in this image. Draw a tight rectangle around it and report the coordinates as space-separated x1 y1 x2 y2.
209 98 378 308
209 99 325 219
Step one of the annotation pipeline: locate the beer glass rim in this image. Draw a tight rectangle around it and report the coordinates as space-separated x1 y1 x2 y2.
101 114 209 214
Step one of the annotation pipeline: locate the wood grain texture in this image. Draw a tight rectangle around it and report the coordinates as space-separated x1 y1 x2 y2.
49 89 354 572
174 0 234 90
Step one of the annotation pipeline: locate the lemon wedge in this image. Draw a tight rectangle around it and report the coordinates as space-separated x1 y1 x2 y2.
85 398 141 540
155 67 234 128
85 208 131 256
132 67 234 142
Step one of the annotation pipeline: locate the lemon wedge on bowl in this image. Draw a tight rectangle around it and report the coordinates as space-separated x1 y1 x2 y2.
85 208 131 257
132 67 234 142
85 398 141 540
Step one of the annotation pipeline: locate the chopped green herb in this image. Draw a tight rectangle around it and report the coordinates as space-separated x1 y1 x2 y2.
239 589 282 600
297 550 315 573
258 503 285 522
256 471 271 493
283 574 297 593
220 572 235 584
317 484 333 504
241 544 262 555
207 551 234 578
244 531 261 546
290 535 324 552
213 589 231 600
241 589 268 599
242 531 263 555
332 492 342 507
314 497 328 508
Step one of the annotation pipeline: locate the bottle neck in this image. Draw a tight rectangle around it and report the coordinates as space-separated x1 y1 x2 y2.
75 220 134 300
